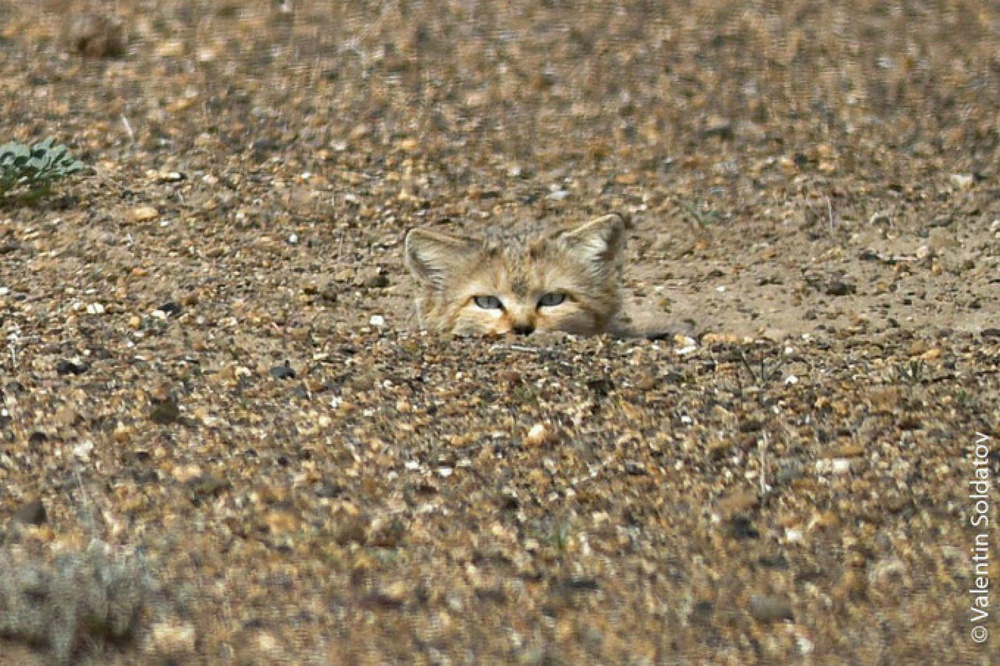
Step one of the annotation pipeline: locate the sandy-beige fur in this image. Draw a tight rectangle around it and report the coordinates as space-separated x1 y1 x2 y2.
404 213 627 336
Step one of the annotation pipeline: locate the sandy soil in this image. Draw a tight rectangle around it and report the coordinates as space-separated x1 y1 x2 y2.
0 1 998 663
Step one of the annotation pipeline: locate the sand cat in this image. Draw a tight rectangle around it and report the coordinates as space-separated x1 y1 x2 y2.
404 213 626 336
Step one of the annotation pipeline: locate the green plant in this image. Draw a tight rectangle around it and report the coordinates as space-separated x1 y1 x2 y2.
738 346 786 387
0 138 87 201
545 521 573 554
679 200 724 226
895 358 925 385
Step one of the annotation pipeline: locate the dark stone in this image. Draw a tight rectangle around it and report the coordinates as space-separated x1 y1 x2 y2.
149 399 181 425
270 363 296 380
825 280 856 296
316 481 345 498
726 515 760 540
553 577 600 593
748 595 794 623
12 498 46 526
56 359 90 375
758 553 789 569
475 587 507 604
159 302 182 316
587 378 614 397
186 474 231 498
363 273 390 288
624 461 648 476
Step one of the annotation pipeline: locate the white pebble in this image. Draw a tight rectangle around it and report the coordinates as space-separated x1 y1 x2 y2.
73 440 95 461
524 422 549 446
784 528 804 543
815 458 853 475
949 173 973 189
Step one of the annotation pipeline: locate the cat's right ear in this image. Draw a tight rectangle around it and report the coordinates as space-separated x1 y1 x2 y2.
404 228 476 287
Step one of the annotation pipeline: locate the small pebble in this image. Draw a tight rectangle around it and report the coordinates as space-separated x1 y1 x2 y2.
269 363 296 380
54 405 79 427
524 422 551 447
65 13 126 58
146 621 197 658
73 439 95 461
825 281 856 296
815 458 854 475
363 272 390 288
129 206 160 222
55 359 90 375
149 399 181 425
11 498 46 526
727 515 760 540
949 173 973 189
186 474 231 498
159 302 182 316
717 490 759 517
748 595 794 623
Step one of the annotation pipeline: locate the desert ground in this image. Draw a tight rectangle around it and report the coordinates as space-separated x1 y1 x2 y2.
0 1 998 663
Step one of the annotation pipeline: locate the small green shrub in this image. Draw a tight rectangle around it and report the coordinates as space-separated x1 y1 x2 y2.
0 138 87 201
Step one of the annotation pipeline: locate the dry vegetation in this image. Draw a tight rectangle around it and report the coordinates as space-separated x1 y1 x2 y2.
0 0 998 663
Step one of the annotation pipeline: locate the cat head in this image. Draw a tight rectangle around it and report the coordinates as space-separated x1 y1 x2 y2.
404 213 627 336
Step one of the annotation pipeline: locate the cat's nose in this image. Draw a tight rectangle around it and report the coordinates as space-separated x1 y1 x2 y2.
512 323 535 336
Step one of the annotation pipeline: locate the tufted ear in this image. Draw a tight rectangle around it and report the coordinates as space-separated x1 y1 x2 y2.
404 228 480 288
559 213 627 268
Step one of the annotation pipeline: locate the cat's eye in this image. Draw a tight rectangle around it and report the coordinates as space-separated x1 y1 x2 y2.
537 292 566 307
474 295 504 310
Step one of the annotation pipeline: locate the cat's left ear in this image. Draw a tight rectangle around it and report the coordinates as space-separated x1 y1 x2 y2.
561 213 627 266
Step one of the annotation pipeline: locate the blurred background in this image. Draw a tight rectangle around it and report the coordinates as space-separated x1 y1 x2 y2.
2 2 995 213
